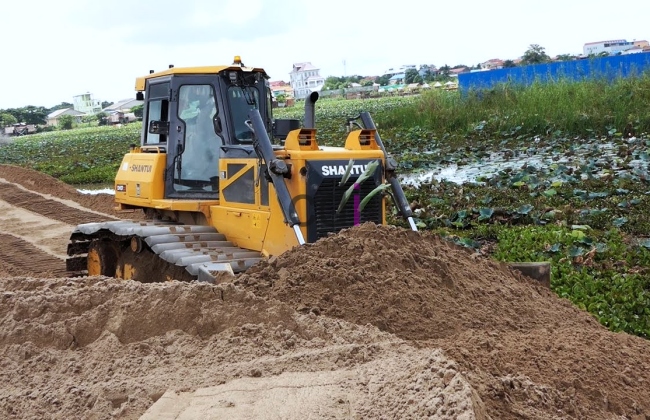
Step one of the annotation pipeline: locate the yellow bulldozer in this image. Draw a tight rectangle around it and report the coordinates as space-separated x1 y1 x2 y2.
66 57 417 282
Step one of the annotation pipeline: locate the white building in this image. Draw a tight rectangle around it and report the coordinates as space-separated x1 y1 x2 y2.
73 92 102 115
382 65 416 76
289 62 325 99
582 39 646 56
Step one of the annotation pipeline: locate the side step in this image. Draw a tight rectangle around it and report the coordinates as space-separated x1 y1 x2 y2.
66 220 265 282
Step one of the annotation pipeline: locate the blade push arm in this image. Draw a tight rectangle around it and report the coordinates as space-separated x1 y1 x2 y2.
358 112 418 231
247 110 305 245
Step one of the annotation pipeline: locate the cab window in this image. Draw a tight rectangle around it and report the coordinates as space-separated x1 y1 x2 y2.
228 86 259 143
144 82 170 144
173 84 222 192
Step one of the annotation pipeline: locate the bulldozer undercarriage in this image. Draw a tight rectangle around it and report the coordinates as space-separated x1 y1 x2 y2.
66 220 265 282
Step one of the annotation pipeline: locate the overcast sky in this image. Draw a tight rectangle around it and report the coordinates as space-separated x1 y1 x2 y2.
2 0 649 109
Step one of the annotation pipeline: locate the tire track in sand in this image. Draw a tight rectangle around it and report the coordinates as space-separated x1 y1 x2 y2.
0 180 118 276
0 181 117 225
0 233 69 277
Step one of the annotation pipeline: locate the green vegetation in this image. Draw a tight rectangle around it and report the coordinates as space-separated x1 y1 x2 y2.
380 74 650 145
2 76 650 338
58 115 75 130
520 43 551 65
0 113 18 127
275 95 417 145
0 105 49 125
0 125 139 184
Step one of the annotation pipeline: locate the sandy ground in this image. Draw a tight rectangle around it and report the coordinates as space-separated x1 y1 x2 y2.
0 164 649 420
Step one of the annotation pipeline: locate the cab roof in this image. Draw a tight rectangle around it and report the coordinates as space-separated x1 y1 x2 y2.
135 64 268 91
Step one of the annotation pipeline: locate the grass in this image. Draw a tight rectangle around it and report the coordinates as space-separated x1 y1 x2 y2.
381 73 650 145
2 78 650 338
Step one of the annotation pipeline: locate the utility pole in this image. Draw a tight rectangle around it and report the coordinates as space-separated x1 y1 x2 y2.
343 59 347 77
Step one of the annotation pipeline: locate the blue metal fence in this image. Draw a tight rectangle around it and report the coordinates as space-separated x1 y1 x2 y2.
458 53 650 92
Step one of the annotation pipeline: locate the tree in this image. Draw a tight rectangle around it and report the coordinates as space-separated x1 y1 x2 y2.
555 54 575 62
438 65 451 78
58 115 74 130
521 44 550 65
48 102 73 113
131 104 144 119
96 112 108 126
81 115 96 125
404 68 419 84
323 76 345 90
419 66 436 82
5 106 48 125
376 74 391 86
503 60 517 68
0 113 17 127
101 101 114 109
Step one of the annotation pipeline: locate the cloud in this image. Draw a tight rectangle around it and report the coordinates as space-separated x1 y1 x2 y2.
1 0 649 108
76 0 299 45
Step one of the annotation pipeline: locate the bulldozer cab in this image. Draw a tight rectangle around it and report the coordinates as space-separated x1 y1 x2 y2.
137 62 273 199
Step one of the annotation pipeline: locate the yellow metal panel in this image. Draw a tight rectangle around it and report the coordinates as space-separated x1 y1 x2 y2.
344 129 380 150
114 151 218 219
218 159 260 207
262 188 302 256
114 152 166 201
277 147 385 162
211 206 270 251
284 129 319 151
135 65 268 91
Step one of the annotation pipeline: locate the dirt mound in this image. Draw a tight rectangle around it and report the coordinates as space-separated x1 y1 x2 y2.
0 164 140 218
0 164 649 419
236 223 650 419
0 165 81 200
0 277 479 419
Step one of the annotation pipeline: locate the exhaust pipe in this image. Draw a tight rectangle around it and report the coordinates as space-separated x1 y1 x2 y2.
304 91 319 129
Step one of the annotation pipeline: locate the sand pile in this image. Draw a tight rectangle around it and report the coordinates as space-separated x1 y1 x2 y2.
0 164 649 419
236 223 650 419
1 277 480 419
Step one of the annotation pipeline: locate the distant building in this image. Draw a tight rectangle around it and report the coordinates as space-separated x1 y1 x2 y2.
388 73 405 85
382 65 416 76
583 39 649 56
418 64 437 78
269 80 294 98
73 92 102 115
47 108 85 126
289 62 325 99
448 67 469 78
480 59 504 70
622 46 645 55
382 64 437 81
103 98 143 112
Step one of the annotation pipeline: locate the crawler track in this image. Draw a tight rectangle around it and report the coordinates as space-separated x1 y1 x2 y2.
66 220 265 282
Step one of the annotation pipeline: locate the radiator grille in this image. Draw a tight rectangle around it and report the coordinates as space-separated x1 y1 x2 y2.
312 178 382 240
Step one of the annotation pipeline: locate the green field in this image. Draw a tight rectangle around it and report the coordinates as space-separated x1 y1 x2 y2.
1 81 649 338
